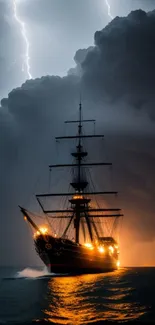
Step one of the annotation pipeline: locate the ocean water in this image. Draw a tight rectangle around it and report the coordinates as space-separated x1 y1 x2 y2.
0 267 155 325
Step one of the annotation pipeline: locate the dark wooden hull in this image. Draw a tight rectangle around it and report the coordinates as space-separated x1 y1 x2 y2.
35 235 119 274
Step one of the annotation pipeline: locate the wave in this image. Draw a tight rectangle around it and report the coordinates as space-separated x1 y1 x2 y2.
16 267 50 279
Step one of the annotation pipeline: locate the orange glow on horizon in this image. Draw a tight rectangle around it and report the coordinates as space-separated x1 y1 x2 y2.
117 260 120 268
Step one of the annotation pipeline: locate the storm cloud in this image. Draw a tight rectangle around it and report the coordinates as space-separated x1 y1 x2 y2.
1 9 155 266
79 10 155 118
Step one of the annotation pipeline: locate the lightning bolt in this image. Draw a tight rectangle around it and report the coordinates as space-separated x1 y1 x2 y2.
13 0 32 79
105 0 114 20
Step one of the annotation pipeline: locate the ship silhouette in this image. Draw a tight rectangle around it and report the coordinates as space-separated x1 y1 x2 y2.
20 103 123 274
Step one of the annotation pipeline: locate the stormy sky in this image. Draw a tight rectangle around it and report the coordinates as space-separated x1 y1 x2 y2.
0 0 155 96
0 0 155 267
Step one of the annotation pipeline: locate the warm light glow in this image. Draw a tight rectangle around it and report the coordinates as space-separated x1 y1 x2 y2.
40 227 48 235
98 246 105 253
109 245 114 253
46 274 107 324
117 260 120 268
34 226 48 238
44 271 146 323
33 230 40 238
83 243 94 250
73 195 83 200
24 216 27 221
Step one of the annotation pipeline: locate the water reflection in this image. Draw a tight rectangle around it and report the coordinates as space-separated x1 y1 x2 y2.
43 269 147 324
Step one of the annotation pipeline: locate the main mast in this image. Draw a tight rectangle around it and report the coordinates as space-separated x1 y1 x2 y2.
75 102 82 243
78 102 82 185
71 102 89 243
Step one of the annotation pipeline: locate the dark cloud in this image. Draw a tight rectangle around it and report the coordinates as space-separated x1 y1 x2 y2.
68 47 93 76
80 10 155 117
0 74 80 266
1 9 155 266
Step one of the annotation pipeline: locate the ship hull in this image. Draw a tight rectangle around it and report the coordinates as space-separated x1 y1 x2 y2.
35 235 118 274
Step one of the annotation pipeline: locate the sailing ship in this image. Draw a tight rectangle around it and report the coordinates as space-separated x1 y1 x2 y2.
20 103 123 274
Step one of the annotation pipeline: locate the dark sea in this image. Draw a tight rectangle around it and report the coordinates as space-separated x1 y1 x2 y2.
0 267 155 325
